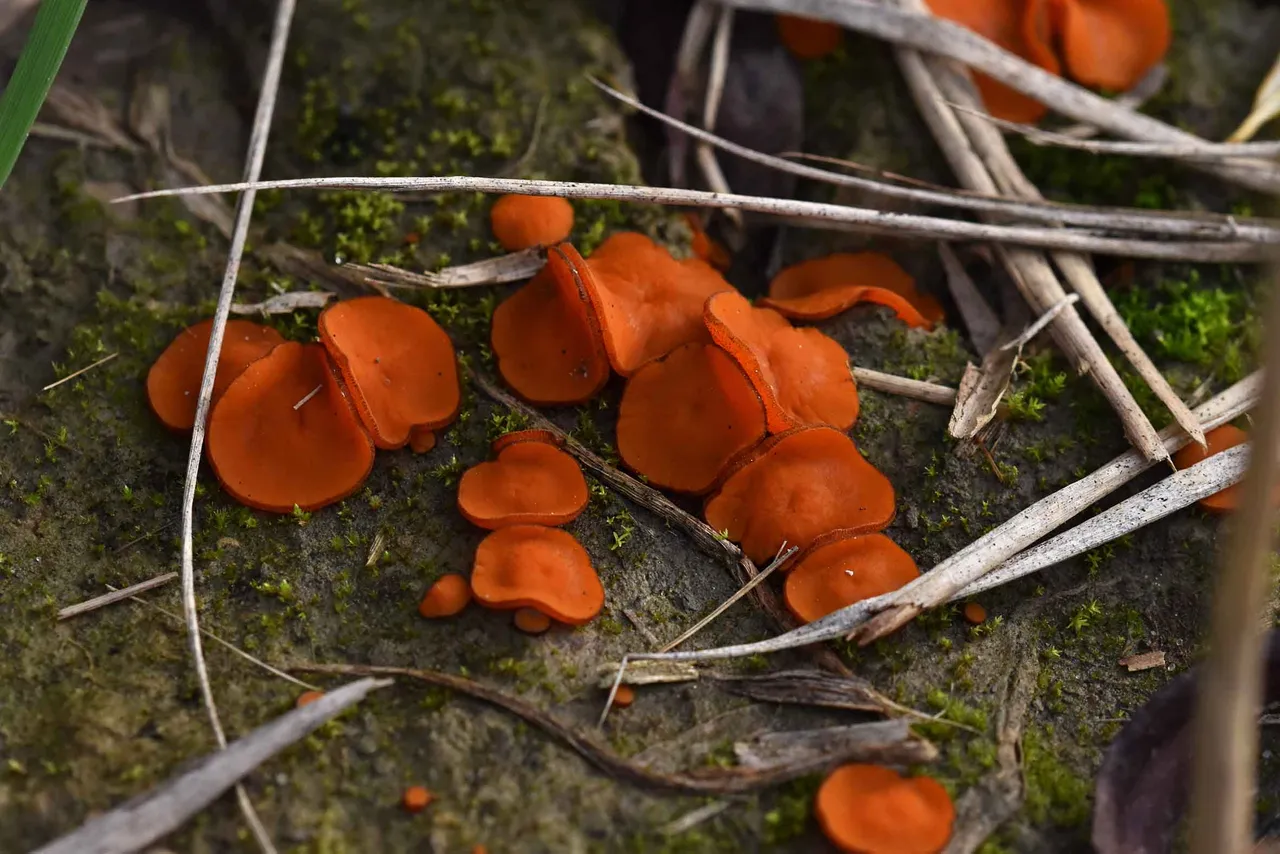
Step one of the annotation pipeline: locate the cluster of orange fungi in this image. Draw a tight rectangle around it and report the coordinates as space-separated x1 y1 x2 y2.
487 196 944 630
774 1 1170 123
146 297 462 513
419 429 604 636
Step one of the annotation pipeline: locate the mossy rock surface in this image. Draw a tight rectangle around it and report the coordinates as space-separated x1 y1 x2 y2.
1 0 1278 851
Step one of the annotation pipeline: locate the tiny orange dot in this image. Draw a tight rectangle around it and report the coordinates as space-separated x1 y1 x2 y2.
402 785 433 813
963 602 987 625
472 846 488 854
295 690 324 708
513 607 552 635
613 685 636 708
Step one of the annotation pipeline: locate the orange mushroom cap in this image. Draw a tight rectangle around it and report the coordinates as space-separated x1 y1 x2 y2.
206 342 375 513
683 212 731 271
402 785 434 813
491 242 611 405
408 427 437 454
612 684 636 708
490 194 574 251
457 440 588 529
584 231 735 376
1055 0 1170 91
761 252 943 328
470 525 604 625
491 428 564 454
513 607 552 635
1172 424 1250 513
924 0 1060 123
617 342 767 494
815 764 954 854
704 291 859 433
704 426 896 564
776 14 844 60
318 296 461 450
784 533 920 624
963 602 988 625
419 573 472 618
147 318 284 432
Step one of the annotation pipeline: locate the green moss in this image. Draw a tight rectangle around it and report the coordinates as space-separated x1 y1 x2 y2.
762 777 821 846
1023 728 1093 827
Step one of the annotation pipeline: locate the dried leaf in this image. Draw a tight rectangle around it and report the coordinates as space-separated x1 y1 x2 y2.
1119 651 1167 673
710 668 892 714
230 291 335 316
733 720 919 769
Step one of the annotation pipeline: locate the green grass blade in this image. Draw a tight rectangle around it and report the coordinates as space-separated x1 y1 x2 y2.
0 0 87 190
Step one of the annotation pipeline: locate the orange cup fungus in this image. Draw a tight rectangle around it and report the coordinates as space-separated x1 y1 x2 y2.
762 253 943 329
470 525 605 625
924 0 1169 123
456 438 588 529
401 785 434 813
491 428 564 454
419 573 473 618
704 426 896 564
205 342 376 513
784 533 920 624
775 15 844 60
408 427 437 454
1172 424 1251 513
963 602 988 625
617 342 767 494
683 212 731 271
704 291 859 433
489 194 574 251
585 231 735 376
612 684 636 708
318 296 461 450
147 318 284 431
491 242 611 405
513 607 553 635
815 764 954 854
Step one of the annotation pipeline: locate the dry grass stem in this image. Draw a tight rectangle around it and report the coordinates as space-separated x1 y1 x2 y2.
888 8 1168 461
938 244 1000 356
347 248 544 290
112 177 1277 264
30 677 389 854
999 293 1079 352
172 1 296 849
41 351 118 392
659 545 798 653
951 103 1280 159
229 291 334 316
696 4 742 228
602 372 1259 667
1189 276 1280 854
953 443 1253 600
57 572 177 620
721 0 1280 193
925 62 1207 447
592 78 1280 246
852 366 957 405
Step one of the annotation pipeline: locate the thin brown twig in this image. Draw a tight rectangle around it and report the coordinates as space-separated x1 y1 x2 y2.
660 545 798 652
41 352 118 392
57 572 177 621
1189 273 1280 854
852 366 957 405
468 369 739 563
290 662 936 794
